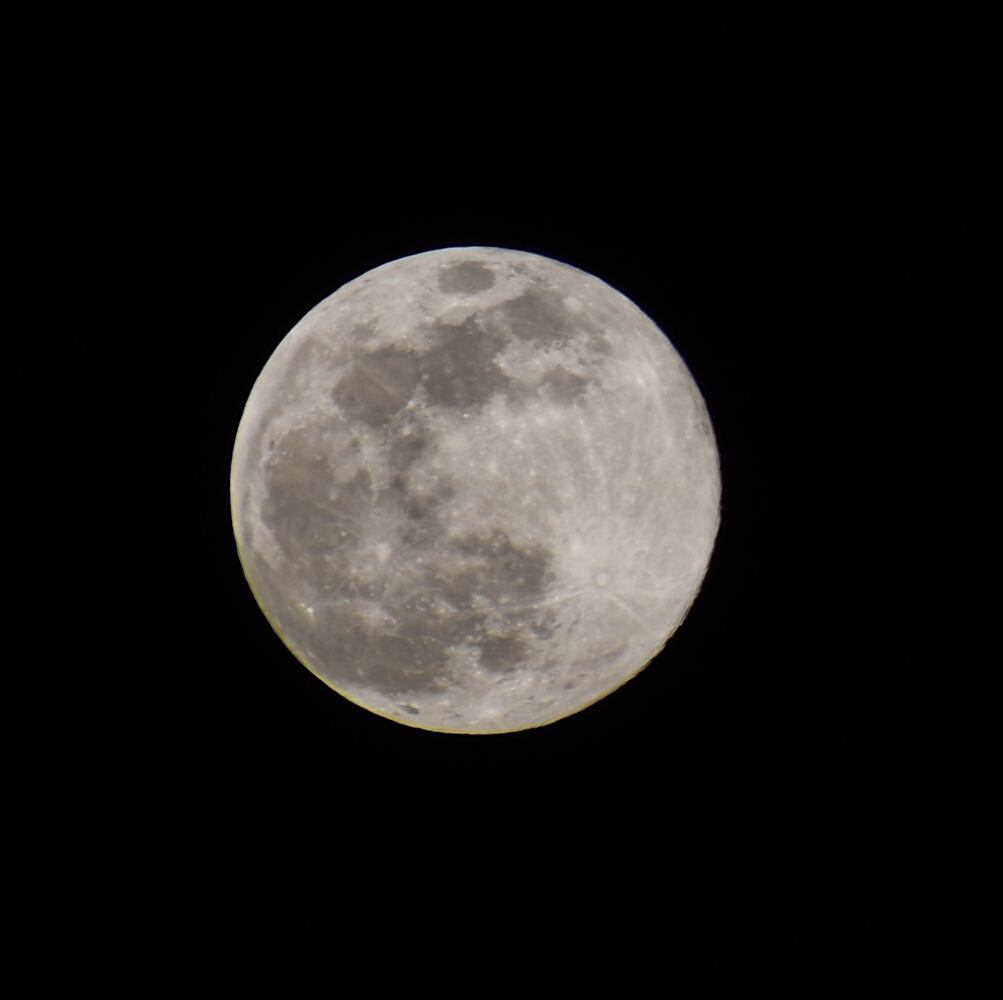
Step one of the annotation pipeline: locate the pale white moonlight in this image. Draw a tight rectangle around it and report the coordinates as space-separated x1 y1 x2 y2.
231 247 720 733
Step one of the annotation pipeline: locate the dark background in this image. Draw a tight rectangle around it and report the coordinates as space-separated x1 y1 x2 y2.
18 9 991 994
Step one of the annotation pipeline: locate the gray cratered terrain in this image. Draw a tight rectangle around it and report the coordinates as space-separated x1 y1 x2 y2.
231 247 720 733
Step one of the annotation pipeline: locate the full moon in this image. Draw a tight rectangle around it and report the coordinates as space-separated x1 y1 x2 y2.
231 247 720 733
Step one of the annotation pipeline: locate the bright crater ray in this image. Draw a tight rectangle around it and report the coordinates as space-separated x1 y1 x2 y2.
230 247 721 733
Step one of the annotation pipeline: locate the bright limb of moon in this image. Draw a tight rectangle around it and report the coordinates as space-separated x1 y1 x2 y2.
230 247 721 734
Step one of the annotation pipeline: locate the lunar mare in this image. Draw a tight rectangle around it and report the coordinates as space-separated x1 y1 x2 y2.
231 247 720 733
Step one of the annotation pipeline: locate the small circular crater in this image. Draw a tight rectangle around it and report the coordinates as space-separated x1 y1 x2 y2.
594 571 611 587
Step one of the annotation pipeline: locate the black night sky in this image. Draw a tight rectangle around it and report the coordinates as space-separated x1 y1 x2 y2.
17 9 990 994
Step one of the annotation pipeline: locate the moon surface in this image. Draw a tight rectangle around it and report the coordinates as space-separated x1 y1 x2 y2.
230 247 720 733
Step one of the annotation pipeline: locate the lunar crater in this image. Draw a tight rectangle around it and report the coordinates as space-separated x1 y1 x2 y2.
437 261 496 294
